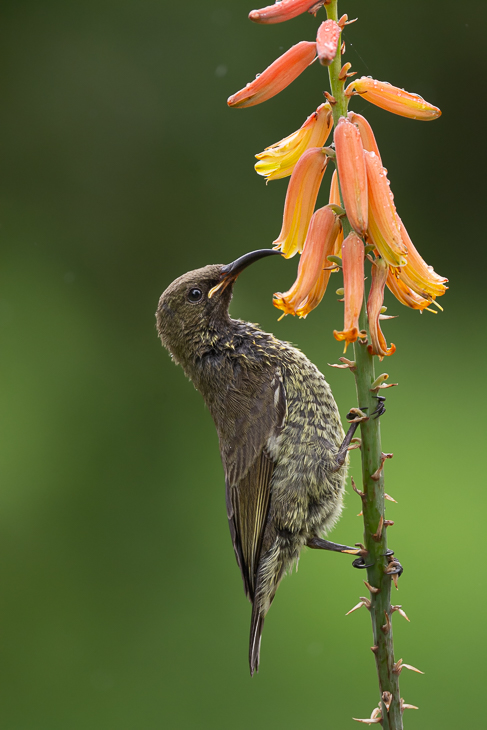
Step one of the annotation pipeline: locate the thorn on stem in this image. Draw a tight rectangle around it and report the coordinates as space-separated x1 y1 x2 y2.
384 493 397 503
382 692 392 712
345 597 370 615
381 610 391 634
324 91 337 104
371 515 383 541
352 477 365 500
393 658 424 675
384 520 394 528
364 580 380 594
352 719 381 725
392 605 410 622
371 452 393 481
401 699 419 711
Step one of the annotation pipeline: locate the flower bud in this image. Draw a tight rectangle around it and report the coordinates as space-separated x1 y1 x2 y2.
255 103 333 181
334 117 368 236
333 232 366 350
227 41 317 109
345 77 441 120
249 0 324 24
316 20 341 66
364 150 408 267
273 147 328 258
273 205 341 317
367 258 396 358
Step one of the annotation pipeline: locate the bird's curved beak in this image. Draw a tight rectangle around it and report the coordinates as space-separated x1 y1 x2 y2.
208 249 283 299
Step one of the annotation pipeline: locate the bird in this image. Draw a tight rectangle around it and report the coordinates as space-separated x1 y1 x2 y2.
156 249 363 675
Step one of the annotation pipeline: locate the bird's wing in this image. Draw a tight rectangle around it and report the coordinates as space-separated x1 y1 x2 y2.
220 367 287 601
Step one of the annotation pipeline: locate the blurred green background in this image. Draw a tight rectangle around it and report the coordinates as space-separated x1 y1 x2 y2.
1 1 485 728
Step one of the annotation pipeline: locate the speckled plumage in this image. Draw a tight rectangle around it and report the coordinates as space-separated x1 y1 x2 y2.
156 263 348 675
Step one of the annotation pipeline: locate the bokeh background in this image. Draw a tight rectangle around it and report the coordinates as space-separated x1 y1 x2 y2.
1 1 486 728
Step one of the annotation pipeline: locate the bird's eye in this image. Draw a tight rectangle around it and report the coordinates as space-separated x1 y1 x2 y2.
187 287 203 303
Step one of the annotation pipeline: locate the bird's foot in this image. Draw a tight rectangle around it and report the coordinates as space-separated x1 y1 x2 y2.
306 537 370 567
384 549 403 582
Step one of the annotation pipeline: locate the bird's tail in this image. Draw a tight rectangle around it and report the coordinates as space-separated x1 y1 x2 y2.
249 602 265 677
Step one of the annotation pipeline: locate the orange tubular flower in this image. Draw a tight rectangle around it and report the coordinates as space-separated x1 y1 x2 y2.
334 117 368 236
273 205 341 317
348 112 382 162
227 41 317 109
364 150 408 267
333 232 365 350
367 258 396 359
249 0 324 24
345 77 441 120
396 217 448 300
255 103 333 181
316 20 341 66
273 147 328 258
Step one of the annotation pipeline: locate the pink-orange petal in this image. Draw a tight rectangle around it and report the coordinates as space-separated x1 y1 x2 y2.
273 205 341 317
346 77 441 120
364 150 408 267
367 258 396 359
227 41 317 108
249 0 324 24
333 231 365 350
273 147 328 258
347 111 382 162
334 116 368 236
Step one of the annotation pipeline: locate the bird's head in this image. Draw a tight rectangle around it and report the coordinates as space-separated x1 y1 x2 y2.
156 249 282 365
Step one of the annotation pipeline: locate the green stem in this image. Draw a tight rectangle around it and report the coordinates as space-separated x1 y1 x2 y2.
352 315 403 730
325 2 403 727
325 0 349 124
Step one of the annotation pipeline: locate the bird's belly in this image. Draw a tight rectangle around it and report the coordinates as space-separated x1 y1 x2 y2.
267 421 346 539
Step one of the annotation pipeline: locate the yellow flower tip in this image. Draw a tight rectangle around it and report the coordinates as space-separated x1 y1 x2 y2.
396 216 448 300
273 205 341 317
227 41 317 109
316 20 341 66
255 103 333 181
334 117 368 236
273 147 328 257
345 76 441 120
249 0 324 25
386 268 433 311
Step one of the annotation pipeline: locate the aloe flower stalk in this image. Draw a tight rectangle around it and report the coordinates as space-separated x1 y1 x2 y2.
227 0 445 725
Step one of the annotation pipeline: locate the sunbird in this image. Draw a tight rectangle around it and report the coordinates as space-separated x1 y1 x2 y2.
156 249 367 675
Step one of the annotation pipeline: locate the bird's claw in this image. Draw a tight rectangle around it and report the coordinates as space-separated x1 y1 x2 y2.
371 395 386 419
352 556 374 570
383 549 403 577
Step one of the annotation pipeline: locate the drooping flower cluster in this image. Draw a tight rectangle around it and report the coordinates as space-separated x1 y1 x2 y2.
227 0 447 358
